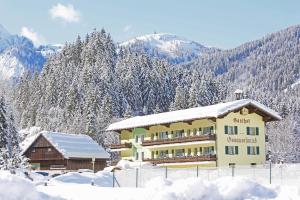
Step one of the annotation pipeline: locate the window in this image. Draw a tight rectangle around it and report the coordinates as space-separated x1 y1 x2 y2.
187 148 191 156
151 151 154 159
199 147 203 155
171 149 175 157
193 128 197 136
141 152 145 160
175 149 185 157
194 148 198 156
174 130 184 138
225 126 238 135
151 133 154 140
159 150 169 158
198 128 202 135
225 146 239 155
32 148 36 153
135 136 139 143
187 129 191 137
159 132 168 139
47 148 52 152
135 152 139 160
247 127 259 135
247 146 260 155
203 126 214 135
141 135 145 142
203 146 215 155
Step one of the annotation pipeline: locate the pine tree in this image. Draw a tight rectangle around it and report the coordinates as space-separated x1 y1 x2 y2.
0 97 28 171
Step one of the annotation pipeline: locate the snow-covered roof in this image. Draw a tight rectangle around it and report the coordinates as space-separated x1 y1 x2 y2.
107 99 281 131
24 131 110 159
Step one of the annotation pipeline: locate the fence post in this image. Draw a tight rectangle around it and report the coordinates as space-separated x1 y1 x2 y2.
165 167 168 179
197 165 199 178
112 170 115 188
269 161 272 184
136 168 139 188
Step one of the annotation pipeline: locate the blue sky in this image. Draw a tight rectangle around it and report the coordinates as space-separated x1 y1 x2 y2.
1 0 300 48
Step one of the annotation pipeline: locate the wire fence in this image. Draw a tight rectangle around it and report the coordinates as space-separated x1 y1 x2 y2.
112 163 300 188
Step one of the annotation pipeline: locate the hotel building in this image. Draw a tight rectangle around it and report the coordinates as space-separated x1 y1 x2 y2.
107 98 281 168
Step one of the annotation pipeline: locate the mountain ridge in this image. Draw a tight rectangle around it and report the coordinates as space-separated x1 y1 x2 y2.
120 33 219 64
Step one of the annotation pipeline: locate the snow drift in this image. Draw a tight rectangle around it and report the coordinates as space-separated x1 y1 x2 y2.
0 171 60 200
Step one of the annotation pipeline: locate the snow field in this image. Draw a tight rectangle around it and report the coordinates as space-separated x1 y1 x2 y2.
0 171 60 200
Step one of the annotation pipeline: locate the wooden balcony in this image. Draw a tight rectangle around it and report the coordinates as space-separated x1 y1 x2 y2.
142 134 216 146
143 155 217 165
110 142 132 149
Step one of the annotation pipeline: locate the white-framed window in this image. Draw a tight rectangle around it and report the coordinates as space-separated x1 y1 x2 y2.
175 149 185 157
225 146 238 155
135 135 139 143
141 135 145 142
141 152 144 160
174 130 184 138
247 146 260 155
159 150 169 158
203 126 213 135
247 127 259 135
159 132 168 139
187 129 191 137
193 128 197 136
135 152 139 160
187 148 192 156
203 146 215 155
194 148 198 156
225 126 238 135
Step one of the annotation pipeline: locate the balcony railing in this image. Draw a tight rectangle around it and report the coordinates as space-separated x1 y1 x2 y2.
142 134 216 146
143 154 217 165
110 142 132 149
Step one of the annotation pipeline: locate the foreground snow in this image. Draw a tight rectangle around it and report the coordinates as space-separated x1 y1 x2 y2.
0 171 60 200
38 175 299 200
1 168 299 200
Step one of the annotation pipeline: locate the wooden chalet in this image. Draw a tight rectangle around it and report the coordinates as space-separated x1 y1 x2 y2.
23 131 110 171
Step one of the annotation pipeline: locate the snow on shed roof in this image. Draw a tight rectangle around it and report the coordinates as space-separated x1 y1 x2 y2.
25 131 109 159
107 99 281 131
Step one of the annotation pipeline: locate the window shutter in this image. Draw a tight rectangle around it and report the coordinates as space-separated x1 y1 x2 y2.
247 146 250 155
246 127 250 135
225 126 228 134
235 146 238 154
256 146 259 155
225 146 229 154
234 126 238 135
256 127 259 135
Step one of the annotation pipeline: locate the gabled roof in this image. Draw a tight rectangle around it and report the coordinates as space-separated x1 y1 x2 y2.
107 99 281 131
23 131 110 159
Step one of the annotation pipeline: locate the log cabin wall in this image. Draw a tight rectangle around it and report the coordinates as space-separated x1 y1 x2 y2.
67 159 107 171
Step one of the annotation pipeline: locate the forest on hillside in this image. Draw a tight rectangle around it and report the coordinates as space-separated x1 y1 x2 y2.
1 26 300 163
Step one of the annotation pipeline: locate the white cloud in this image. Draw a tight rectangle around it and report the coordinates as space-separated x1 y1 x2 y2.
49 3 80 23
123 25 132 33
20 26 46 46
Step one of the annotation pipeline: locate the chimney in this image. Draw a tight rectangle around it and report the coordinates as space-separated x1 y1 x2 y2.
234 89 243 100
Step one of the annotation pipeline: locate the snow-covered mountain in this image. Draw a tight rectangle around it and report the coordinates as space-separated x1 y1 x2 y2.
120 33 218 64
0 24 60 81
